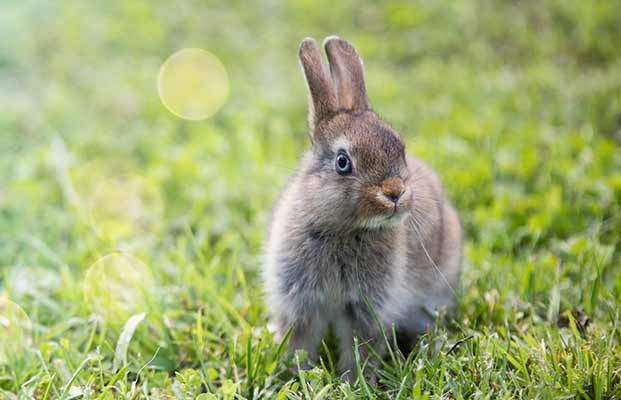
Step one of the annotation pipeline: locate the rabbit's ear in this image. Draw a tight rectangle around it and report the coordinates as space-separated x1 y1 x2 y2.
299 38 338 134
324 36 369 112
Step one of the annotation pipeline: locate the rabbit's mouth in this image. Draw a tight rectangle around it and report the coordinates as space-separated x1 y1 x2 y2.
386 209 409 224
357 209 409 230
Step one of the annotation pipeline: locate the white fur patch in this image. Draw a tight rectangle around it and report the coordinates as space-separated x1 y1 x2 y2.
357 211 409 230
332 136 351 154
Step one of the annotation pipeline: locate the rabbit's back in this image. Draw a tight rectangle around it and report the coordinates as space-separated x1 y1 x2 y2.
388 157 463 333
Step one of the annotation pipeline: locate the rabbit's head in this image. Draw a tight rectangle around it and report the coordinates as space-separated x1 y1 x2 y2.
297 37 413 232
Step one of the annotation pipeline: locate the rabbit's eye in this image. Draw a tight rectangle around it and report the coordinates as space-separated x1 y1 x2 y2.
335 151 352 175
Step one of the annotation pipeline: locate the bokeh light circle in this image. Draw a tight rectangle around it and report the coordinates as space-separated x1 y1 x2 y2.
88 174 164 247
158 48 229 120
0 298 32 364
83 253 155 325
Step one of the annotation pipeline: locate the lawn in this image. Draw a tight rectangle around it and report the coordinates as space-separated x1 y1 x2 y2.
1 0 620 398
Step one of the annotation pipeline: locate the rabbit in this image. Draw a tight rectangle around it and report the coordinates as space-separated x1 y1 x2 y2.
263 36 463 384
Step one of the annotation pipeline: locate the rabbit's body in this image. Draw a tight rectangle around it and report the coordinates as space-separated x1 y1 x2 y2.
263 37 462 381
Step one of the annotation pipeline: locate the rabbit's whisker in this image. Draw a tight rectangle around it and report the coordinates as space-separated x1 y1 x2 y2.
407 216 457 297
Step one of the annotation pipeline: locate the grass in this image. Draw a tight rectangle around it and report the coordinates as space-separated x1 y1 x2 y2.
1 0 620 398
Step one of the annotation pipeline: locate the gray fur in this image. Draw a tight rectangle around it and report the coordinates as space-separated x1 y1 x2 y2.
263 36 463 383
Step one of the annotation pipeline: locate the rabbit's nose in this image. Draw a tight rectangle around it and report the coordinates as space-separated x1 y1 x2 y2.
382 177 405 204
384 191 403 204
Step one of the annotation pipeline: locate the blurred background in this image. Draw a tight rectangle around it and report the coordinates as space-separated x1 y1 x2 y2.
1 0 620 397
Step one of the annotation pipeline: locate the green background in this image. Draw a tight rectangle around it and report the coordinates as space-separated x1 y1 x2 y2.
1 0 620 398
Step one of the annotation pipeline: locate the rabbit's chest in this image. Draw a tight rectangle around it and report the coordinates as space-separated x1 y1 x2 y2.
292 233 396 309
